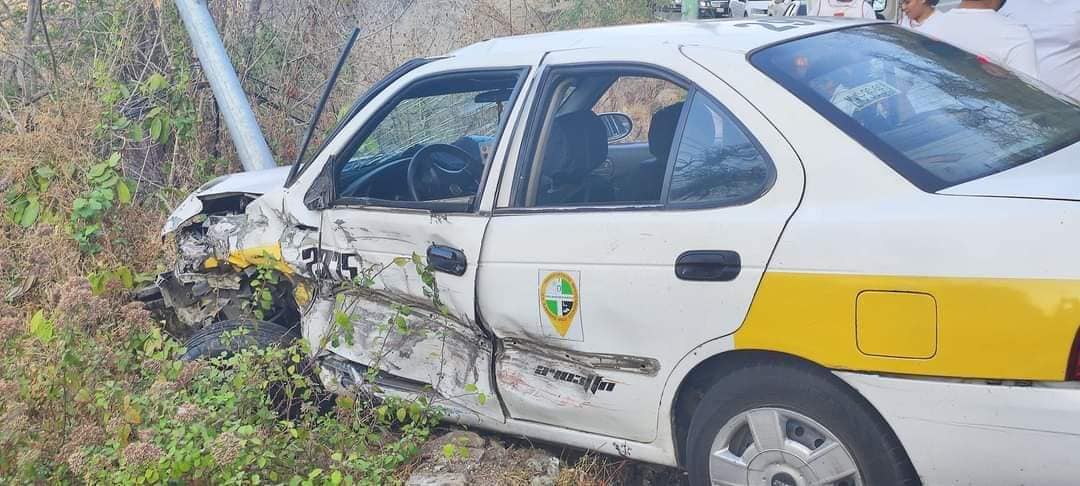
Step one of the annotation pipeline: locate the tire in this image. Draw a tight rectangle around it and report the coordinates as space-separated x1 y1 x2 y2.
181 319 299 361
685 359 919 486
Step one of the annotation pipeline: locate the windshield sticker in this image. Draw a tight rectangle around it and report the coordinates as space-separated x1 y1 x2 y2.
539 271 583 341
830 80 900 115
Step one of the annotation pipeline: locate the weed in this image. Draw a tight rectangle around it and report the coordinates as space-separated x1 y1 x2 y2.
70 152 132 254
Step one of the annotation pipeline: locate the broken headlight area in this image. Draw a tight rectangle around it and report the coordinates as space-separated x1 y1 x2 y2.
138 212 303 339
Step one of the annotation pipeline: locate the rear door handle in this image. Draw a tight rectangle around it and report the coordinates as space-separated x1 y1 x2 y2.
675 250 741 282
426 244 467 276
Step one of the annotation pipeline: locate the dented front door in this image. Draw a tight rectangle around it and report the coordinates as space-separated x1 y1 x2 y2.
297 59 538 421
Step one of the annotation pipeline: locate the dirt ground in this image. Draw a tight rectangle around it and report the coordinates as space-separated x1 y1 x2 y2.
407 428 690 485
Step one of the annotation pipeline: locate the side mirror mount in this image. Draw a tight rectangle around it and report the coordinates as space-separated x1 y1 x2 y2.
304 155 335 210
598 112 633 143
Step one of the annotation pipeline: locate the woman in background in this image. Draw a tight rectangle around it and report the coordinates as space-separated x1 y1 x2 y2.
901 0 940 30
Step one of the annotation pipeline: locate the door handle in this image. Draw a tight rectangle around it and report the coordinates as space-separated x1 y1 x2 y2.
426 244 467 276
675 250 741 282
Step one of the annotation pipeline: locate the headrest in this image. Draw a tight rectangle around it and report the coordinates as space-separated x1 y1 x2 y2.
648 102 685 160
542 110 608 180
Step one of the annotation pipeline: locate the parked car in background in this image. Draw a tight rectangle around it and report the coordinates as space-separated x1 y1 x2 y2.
661 0 733 17
731 0 775 17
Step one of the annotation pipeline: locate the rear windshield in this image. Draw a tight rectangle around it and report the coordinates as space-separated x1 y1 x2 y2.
751 25 1080 191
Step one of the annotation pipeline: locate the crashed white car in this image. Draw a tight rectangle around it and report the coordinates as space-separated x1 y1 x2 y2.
151 17 1080 486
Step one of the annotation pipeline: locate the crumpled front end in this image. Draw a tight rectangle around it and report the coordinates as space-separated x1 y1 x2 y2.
140 175 318 337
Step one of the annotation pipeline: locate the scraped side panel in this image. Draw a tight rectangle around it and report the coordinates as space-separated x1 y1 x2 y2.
495 339 662 442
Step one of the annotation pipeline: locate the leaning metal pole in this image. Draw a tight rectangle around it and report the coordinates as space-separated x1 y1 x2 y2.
174 0 276 171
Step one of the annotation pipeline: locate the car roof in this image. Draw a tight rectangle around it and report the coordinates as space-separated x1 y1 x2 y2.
450 18 880 58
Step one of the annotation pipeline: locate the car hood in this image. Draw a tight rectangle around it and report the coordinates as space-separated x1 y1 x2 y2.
938 142 1080 202
161 166 290 236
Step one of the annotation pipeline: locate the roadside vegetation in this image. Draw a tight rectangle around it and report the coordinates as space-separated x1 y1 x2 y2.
0 0 668 483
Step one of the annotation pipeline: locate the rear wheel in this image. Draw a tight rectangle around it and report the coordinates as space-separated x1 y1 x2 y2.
685 360 919 486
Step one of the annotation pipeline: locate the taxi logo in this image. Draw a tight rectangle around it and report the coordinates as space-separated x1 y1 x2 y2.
539 271 582 341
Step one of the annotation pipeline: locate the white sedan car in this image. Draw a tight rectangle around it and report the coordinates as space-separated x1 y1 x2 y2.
730 0 776 17
154 17 1080 486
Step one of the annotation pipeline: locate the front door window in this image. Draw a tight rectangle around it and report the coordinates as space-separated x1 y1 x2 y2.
334 71 520 209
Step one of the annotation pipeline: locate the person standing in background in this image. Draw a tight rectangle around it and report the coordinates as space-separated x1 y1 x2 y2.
919 0 1040 79
901 0 940 30
999 0 1080 100
807 0 877 18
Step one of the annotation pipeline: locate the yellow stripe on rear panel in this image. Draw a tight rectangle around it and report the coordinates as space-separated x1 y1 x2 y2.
735 272 1080 381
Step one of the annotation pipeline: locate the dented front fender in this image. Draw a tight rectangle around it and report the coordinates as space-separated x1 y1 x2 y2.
161 166 291 237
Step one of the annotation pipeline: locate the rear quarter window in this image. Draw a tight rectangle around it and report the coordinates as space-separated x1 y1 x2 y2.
750 25 1080 191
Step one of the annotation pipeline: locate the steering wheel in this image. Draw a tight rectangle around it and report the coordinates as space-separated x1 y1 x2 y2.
406 143 483 202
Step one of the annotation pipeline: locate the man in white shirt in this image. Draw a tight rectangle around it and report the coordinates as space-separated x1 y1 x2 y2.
808 0 877 18
999 0 1080 100
919 1 1040 79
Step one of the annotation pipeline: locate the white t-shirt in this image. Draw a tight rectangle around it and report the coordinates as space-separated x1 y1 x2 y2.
1000 0 1080 100
919 8 1040 80
808 0 876 18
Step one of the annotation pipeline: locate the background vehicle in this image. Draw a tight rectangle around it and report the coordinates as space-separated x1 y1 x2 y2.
731 0 774 17
662 0 732 17
154 18 1080 486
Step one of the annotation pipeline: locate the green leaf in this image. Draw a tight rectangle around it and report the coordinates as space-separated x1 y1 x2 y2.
18 196 39 227
395 407 407 422
464 383 478 394
330 471 342 485
87 272 109 295
106 152 121 167
442 443 455 459
117 179 132 204
128 123 144 140
335 395 355 411
28 310 51 341
88 163 107 179
34 166 56 179
150 117 162 142
145 73 167 93
115 266 134 289
237 424 256 436
157 117 171 143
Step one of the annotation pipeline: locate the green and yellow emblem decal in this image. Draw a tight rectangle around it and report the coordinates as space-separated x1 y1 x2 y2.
539 271 583 341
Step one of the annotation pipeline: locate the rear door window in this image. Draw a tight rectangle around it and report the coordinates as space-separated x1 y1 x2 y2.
668 92 774 206
751 25 1080 191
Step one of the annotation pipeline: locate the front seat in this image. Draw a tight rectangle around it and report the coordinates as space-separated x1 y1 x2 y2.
535 110 612 206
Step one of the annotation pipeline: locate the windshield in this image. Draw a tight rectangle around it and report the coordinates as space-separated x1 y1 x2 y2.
751 25 1080 191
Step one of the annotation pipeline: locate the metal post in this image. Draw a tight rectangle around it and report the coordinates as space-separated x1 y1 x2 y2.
682 0 699 20
174 0 276 171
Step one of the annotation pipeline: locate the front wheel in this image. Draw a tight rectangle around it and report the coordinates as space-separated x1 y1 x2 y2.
685 360 919 486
